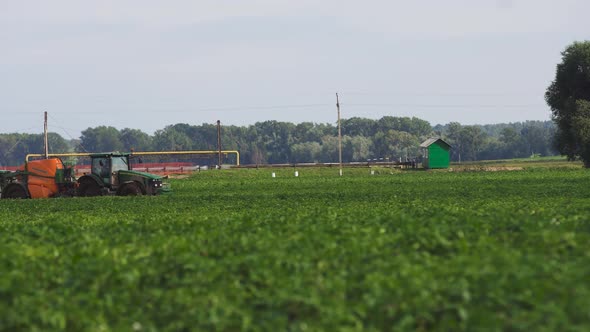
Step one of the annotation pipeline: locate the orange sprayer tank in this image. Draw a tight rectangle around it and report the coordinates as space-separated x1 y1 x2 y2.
25 159 64 198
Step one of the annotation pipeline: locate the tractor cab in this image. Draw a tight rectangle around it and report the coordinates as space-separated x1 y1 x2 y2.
91 154 129 186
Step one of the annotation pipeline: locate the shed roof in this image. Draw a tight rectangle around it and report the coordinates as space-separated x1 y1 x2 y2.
420 138 452 148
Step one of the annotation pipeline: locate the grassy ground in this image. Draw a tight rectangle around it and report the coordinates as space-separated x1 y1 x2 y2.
450 155 583 170
1 167 589 331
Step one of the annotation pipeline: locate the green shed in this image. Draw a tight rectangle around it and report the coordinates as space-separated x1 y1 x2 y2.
420 138 451 169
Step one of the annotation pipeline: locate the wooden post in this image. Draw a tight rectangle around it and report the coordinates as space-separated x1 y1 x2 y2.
336 93 342 176
217 120 222 168
44 111 49 159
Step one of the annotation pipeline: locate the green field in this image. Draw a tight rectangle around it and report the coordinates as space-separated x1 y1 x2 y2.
1 166 590 331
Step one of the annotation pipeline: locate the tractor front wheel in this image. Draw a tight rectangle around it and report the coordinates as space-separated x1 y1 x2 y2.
1 184 29 199
77 180 102 197
118 182 142 196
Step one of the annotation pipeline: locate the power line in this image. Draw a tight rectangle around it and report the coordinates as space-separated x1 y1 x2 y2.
0 103 332 114
0 102 546 116
0 125 41 133
47 113 89 152
344 103 546 109
340 91 542 97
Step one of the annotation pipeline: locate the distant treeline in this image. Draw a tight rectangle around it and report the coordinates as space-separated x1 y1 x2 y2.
0 116 557 166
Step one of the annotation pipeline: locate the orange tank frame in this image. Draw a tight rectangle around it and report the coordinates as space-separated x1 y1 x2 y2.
21 159 73 198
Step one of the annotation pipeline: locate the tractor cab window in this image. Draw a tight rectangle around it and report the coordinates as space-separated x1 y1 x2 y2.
91 158 110 178
111 156 129 173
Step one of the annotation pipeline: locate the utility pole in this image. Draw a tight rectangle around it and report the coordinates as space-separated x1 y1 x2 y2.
44 111 49 159
217 120 222 168
336 93 342 176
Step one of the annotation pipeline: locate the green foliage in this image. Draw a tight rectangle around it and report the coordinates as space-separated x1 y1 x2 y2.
569 100 590 166
1 118 559 167
119 128 154 152
80 126 125 153
1 168 590 331
441 121 557 162
0 133 71 166
290 141 322 163
546 40 590 167
459 126 486 161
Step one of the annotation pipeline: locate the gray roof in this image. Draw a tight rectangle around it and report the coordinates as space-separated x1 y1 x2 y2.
420 138 452 148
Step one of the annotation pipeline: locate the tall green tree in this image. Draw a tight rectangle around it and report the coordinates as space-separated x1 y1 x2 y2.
342 117 376 137
0 134 20 166
153 126 192 151
0 133 70 166
290 142 322 162
120 128 153 151
460 126 485 161
80 126 123 152
347 135 373 161
445 122 463 162
320 135 339 163
371 130 419 160
254 121 295 163
545 41 590 167
499 127 523 158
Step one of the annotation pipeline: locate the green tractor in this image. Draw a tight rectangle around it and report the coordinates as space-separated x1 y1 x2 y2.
77 152 168 197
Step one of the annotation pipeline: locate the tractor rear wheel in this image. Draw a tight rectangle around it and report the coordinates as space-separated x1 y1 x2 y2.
77 180 102 197
118 182 142 196
1 184 28 199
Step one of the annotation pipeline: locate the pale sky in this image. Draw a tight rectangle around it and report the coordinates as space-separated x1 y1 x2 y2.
0 0 588 137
